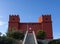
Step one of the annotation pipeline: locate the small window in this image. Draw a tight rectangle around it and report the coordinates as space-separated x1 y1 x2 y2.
46 18 48 20
13 18 15 20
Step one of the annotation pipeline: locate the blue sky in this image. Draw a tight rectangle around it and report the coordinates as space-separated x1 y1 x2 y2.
0 0 60 39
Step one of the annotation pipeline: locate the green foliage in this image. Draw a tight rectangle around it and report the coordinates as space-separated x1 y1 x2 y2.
48 39 60 44
0 36 15 44
0 32 2 36
6 29 24 40
37 30 46 39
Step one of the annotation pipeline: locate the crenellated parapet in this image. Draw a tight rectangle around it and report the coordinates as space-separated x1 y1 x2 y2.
42 14 51 17
9 15 19 17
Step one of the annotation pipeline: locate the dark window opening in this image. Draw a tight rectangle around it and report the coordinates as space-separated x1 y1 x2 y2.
46 18 48 20
13 18 15 20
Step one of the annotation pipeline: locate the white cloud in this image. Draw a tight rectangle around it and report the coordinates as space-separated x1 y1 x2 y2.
0 21 7 26
0 15 7 26
0 21 4 26
0 15 8 34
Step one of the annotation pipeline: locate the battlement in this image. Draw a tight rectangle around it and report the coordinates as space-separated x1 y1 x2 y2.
9 15 19 17
42 14 51 17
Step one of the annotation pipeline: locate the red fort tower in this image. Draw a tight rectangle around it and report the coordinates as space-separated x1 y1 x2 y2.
8 14 53 39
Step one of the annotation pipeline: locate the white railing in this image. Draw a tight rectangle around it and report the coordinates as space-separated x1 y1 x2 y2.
22 30 28 44
33 31 38 44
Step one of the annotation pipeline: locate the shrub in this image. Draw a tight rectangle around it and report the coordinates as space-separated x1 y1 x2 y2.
37 30 46 39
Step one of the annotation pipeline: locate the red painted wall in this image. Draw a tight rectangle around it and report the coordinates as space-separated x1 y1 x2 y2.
8 15 53 39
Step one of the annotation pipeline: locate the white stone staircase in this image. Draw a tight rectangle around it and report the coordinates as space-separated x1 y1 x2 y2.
22 31 38 44
25 33 35 44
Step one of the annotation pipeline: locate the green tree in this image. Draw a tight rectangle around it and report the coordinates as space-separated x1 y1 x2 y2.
37 30 46 39
6 29 24 40
0 32 2 36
